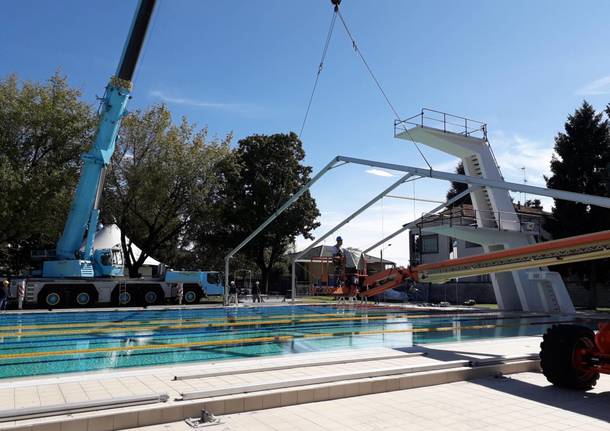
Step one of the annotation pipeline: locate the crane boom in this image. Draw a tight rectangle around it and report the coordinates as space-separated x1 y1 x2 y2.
44 0 156 278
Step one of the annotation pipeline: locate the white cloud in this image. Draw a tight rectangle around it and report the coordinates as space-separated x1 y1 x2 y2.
432 158 461 173
365 168 394 177
149 90 260 114
489 131 555 210
576 76 610 96
490 131 553 187
293 198 436 266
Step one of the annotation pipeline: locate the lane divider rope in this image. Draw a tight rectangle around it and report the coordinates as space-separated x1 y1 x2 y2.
0 319 566 361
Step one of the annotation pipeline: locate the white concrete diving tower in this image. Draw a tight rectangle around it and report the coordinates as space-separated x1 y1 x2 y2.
395 109 574 313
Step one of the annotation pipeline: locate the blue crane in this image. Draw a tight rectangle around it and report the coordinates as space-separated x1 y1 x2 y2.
43 0 157 278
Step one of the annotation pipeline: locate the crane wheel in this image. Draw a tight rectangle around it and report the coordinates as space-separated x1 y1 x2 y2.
112 285 139 307
40 289 62 308
183 284 202 304
74 291 92 307
143 287 164 305
540 324 599 390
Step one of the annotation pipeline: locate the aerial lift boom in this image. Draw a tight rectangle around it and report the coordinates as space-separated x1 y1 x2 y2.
43 0 157 278
347 229 610 299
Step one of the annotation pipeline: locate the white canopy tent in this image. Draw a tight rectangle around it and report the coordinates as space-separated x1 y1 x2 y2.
80 224 161 267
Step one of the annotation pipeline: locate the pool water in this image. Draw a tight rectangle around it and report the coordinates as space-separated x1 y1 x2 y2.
0 305 579 379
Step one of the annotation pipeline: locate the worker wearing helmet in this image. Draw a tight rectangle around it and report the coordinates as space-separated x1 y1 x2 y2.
332 236 345 287
0 279 8 311
253 281 261 303
229 280 238 306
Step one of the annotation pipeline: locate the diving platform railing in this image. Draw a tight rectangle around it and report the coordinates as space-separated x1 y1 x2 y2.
414 206 544 237
394 108 487 139
394 108 503 175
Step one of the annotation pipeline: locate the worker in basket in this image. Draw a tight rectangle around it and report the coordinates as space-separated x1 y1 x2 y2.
332 236 346 286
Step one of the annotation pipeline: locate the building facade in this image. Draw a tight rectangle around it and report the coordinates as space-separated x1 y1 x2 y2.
409 203 550 285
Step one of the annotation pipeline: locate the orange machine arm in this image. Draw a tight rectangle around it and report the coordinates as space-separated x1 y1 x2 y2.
416 229 610 284
359 267 414 298
342 230 610 299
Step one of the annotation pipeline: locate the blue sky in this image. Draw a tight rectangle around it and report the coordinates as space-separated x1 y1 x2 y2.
3 0 610 265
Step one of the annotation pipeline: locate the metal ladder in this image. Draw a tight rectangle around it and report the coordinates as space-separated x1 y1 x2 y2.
118 281 128 306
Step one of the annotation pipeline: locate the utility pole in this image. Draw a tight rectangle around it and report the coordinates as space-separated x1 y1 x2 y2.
380 243 392 271
521 167 527 203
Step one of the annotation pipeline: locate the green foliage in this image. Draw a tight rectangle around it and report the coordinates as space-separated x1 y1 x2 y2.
446 161 472 207
545 101 610 282
0 73 95 273
0 73 319 287
212 133 321 290
102 104 232 277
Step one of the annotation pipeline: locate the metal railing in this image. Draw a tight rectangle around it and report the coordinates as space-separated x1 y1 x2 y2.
415 206 543 236
394 108 504 177
394 108 488 139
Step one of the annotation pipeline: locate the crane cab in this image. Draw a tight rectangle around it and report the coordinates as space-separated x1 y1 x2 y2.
92 247 124 277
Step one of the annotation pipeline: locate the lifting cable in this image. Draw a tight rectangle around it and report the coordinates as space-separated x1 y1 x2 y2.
334 5 433 171
298 4 340 137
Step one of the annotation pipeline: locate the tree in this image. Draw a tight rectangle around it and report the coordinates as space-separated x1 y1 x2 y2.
0 73 95 274
446 161 472 207
102 104 232 277
545 101 610 298
220 133 320 291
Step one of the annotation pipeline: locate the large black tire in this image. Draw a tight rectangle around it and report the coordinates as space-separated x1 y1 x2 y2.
182 285 202 304
540 324 599 390
112 286 140 307
72 287 98 307
38 288 64 309
142 286 164 306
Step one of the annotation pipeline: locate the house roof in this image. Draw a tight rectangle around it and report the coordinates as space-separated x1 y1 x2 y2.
289 245 394 268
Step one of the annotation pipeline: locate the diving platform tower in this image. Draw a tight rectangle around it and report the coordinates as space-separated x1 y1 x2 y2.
395 109 574 313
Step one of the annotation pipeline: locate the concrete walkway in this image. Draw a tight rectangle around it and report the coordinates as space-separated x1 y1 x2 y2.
0 336 542 430
131 371 610 431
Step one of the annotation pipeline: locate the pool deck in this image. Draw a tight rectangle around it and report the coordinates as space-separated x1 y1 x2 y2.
0 336 543 431
134 371 610 431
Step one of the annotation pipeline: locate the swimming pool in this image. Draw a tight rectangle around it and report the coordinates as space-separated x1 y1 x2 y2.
0 305 581 379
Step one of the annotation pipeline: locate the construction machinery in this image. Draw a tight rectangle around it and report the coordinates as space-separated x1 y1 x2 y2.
15 0 222 308
333 229 610 389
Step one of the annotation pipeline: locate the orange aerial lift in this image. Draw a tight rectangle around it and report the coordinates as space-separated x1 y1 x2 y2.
332 229 610 389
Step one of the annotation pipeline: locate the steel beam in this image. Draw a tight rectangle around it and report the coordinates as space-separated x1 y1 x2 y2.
223 153 610 306
290 173 415 300
336 156 610 209
223 157 341 304
362 186 478 255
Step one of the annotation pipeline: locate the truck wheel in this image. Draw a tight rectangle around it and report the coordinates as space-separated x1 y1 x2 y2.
117 289 137 307
74 291 93 307
183 288 201 304
540 324 599 390
40 289 63 308
142 287 164 305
